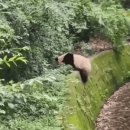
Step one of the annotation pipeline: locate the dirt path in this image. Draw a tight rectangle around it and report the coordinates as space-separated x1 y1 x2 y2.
96 82 130 130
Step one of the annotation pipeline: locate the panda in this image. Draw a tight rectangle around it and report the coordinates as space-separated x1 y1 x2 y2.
55 53 91 84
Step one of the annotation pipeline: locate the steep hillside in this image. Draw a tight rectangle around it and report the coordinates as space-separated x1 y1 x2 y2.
64 46 130 130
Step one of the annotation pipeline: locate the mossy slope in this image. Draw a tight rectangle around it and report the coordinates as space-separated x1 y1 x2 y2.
64 46 130 130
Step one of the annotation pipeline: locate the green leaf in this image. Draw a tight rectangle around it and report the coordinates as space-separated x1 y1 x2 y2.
13 61 17 66
0 109 6 114
8 103 15 109
3 55 7 61
8 55 18 62
22 46 30 51
0 39 5 44
30 105 36 112
0 58 3 64
15 57 25 60
5 62 11 67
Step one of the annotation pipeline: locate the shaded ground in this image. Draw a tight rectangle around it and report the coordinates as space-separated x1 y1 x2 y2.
96 82 130 130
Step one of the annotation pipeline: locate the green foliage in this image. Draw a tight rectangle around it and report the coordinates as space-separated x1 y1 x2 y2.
0 0 129 129
0 68 68 129
125 9 130 35
0 2 30 80
0 1 129 129
0 50 28 68
0 0 129 80
69 0 128 45
0 47 29 81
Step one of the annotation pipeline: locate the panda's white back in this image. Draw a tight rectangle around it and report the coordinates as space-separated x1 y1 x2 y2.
73 54 91 74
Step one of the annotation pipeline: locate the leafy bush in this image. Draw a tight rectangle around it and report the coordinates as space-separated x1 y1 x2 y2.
0 3 30 81
0 0 128 80
0 67 68 129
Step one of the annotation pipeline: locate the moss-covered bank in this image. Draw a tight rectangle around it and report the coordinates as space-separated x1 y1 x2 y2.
64 46 130 130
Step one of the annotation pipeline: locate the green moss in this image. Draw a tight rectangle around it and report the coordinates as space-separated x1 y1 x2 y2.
64 46 130 130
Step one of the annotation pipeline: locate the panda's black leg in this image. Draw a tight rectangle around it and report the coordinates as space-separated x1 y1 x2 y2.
79 70 88 97
79 70 88 84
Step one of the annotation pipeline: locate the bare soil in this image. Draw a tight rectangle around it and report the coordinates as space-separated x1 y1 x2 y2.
90 36 112 52
96 82 130 130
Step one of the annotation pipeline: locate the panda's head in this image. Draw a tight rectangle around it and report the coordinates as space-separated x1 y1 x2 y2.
55 53 74 66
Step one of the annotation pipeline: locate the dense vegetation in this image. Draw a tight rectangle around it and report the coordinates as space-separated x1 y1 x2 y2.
0 0 129 80
0 0 130 129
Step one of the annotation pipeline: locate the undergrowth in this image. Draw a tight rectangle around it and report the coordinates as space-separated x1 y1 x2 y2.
0 66 70 130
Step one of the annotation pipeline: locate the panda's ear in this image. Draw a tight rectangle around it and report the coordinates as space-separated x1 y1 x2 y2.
67 53 72 55
65 53 73 58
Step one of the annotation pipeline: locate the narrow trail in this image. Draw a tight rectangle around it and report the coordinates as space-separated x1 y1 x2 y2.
96 82 130 130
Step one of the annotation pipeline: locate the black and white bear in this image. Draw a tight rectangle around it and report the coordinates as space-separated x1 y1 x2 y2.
55 53 91 84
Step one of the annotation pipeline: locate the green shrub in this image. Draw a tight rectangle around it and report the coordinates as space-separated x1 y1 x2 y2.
0 67 69 129
0 0 129 80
